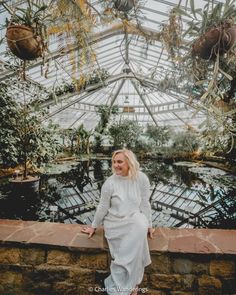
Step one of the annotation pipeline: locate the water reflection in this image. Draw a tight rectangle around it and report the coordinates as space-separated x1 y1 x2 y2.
0 159 235 229
142 160 236 229
57 160 92 193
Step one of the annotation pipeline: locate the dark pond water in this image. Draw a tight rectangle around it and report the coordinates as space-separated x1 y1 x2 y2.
0 159 235 229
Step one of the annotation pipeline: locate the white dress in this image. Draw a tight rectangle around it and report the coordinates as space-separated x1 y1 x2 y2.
92 171 152 295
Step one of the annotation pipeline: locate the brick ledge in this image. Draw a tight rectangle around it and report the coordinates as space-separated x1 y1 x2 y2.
0 219 235 254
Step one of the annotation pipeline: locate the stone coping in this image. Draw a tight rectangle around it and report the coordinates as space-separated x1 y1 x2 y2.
0 219 236 254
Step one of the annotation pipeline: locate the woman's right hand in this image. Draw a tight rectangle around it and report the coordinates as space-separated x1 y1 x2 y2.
81 226 96 238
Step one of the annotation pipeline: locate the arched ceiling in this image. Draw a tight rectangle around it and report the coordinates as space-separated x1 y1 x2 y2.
0 0 216 131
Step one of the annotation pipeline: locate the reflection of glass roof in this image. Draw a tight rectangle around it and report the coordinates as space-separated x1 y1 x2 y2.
0 158 234 227
42 160 235 228
0 0 214 130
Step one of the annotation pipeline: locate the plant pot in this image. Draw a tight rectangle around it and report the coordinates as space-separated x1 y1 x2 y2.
6 25 43 60
214 100 231 113
9 176 40 196
114 0 135 12
192 23 236 60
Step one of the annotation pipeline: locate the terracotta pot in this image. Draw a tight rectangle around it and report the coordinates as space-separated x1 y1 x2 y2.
114 0 135 12
192 23 236 60
6 24 43 60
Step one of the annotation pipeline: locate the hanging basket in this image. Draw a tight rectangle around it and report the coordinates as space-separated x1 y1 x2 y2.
214 100 231 113
114 0 135 12
6 24 43 60
192 22 236 60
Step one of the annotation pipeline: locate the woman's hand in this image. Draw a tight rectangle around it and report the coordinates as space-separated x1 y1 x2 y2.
81 226 96 238
148 227 155 239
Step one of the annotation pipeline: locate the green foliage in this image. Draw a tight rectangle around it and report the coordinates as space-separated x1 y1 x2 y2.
47 80 76 101
145 124 171 148
174 0 236 36
76 124 92 155
4 0 51 54
108 119 142 149
160 9 182 59
0 82 60 178
85 68 110 88
134 138 152 154
59 124 92 155
168 1 236 157
95 105 119 134
93 105 119 152
6 0 49 28
198 116 234 155
171 130 199 153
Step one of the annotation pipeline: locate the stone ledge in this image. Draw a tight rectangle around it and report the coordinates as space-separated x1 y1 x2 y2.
0 219 236 254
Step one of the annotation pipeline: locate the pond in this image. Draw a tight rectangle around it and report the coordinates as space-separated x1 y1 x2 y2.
0 158 235 229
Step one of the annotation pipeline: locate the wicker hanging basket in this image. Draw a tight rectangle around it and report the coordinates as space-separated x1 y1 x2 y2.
114 0 135 12
6 24 43 60
192 22 236 60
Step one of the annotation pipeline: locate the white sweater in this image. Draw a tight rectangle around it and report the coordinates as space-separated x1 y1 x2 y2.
92 171 152 228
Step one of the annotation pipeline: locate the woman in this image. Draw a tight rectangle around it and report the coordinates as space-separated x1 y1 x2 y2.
82 149 154 295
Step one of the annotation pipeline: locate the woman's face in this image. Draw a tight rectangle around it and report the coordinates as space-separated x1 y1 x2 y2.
113 153 129 176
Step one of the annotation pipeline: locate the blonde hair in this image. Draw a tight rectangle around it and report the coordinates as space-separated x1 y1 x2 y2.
112 149 140 179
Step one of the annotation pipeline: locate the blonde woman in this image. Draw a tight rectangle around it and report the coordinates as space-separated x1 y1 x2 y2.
82 149 154 295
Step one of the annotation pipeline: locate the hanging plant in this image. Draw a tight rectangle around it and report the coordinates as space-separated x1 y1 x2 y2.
5 1 50 60
101 0 141 23
171 0 236 157
160 9 183 60
192 20 236 60
6 25 43 60
47 0 97 85
173 0 236 105
175 0 236 60
114 0 135 12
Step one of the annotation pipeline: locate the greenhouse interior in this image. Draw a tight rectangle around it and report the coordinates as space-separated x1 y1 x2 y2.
0 0 236 294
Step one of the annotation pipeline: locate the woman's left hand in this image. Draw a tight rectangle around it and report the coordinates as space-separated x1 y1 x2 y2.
148 228 155 239
81 226 96 238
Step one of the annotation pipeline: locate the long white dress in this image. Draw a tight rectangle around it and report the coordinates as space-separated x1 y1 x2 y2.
92 171 152 295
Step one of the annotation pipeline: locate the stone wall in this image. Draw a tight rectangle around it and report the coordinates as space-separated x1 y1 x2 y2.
0 220 235 295
0 245 108 295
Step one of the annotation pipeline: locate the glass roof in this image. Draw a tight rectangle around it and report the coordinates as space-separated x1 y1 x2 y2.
0 0 222 130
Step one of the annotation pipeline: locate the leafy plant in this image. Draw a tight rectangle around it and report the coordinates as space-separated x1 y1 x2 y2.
76 124 93 155
166 0 236 157
6 0 49 28
145 124 171 149
4 0 51 50
47 81 76 101
86 69 110 88
175 0 236 36
0 81 60 179
171 129 199 153
47 0 97 82
96 105 119 134
108 119 142 149
160 8 182 60
93 105 119 153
